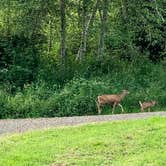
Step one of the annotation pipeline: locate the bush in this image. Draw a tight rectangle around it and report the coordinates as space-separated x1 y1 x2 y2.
0 60 165 119
0 35 39 88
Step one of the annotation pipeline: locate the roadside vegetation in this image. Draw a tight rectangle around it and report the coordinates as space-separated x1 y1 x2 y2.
0 60 165 118
0 0 165 118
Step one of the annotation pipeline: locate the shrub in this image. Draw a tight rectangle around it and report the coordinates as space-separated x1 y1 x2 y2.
0 61 165 118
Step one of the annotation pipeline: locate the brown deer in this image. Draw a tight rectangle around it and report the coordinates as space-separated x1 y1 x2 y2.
97 90 129 114
139 100 156 112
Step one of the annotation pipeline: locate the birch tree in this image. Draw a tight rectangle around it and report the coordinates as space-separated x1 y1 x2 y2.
60 0 66 59
98 0 108 58
76 0 100 60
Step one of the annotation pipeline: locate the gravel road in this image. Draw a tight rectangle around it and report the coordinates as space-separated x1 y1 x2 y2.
0 111 166 136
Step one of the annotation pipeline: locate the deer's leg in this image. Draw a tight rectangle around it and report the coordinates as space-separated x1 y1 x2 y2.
112 103 116 114
148 108 151 112
97 102 102 114
118 103 124 113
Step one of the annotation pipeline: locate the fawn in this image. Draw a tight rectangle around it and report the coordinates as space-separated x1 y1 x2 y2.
139 100 156 112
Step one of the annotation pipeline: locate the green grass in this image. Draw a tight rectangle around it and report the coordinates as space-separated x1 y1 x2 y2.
0 117 166 166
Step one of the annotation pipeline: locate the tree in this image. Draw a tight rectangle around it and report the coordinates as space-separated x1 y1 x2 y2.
98 0 108 58
60 0 66 59
76 0 100 60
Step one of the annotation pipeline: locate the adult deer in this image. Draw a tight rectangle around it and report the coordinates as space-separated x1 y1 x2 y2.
97 90 129 114
139 100 156 112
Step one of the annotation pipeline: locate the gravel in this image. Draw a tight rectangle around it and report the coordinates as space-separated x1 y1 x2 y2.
0 111 166 136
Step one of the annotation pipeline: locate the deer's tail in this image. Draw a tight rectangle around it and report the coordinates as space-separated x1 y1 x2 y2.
139 101 142 107
139 101 143 112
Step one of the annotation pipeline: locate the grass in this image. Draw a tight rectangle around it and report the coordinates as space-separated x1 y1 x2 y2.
0 117 166 166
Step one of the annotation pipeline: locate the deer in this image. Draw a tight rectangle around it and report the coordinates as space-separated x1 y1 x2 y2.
96 90 130 114
139 100 156 112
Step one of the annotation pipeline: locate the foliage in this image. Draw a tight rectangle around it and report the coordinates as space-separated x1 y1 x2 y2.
0 0 165 118
0 60 165 118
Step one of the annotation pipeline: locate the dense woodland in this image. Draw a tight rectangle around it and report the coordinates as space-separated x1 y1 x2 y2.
0 0 165 118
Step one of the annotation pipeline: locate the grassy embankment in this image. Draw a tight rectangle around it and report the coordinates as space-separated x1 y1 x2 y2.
0 117 166 166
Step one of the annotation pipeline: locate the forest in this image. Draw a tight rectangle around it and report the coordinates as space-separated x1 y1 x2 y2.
0 0 165 118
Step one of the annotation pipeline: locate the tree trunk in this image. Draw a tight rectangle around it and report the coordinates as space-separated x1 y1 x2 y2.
48 16 53 53
120 0 127 24
77 0 86 60
98 0 108 58
6 0 11 36
76 0 100 60
154 0 165 22
60 0 66 59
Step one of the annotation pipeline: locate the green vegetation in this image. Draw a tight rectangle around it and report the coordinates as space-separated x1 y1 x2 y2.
0 0 165 118
0 61 165 118
0 117 166 165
